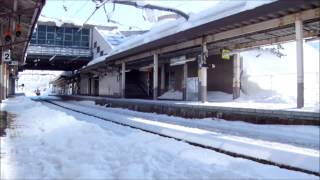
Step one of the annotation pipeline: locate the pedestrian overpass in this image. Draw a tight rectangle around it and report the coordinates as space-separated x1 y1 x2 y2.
23 22 93 71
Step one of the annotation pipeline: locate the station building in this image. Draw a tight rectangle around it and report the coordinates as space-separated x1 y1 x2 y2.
50 0 320 109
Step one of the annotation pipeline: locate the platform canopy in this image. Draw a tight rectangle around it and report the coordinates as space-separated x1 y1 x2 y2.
0 0 45 64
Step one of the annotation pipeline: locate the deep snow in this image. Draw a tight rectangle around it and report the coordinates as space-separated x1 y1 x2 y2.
1 96 318 179
45 99 320 173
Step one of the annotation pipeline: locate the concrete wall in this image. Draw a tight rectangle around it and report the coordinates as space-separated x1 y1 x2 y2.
80 74 89 95
92 27 113 59
99 71 120 97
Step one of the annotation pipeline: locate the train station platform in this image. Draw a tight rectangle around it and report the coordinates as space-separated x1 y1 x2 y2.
53 95 319 125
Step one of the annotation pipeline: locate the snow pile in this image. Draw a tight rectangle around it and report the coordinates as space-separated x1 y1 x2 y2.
1 96 317 179
241 41 319 108
158 89 182 100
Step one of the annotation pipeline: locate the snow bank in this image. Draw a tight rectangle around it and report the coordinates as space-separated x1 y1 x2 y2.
48 100 320 174
1 96 317 179
158 90 182 100
241 41 319 107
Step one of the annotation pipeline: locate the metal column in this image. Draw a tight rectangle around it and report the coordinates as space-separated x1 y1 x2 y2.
160 64 165 94
0 63 3 101
182 63 188 101
153 53 158 100
121 62 126 98
233 54 241 99
295 16 304 108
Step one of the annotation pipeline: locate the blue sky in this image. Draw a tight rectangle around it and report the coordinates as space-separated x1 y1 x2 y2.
41 0 219 30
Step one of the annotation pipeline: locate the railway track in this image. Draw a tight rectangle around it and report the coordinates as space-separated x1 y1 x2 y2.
39 99 320 177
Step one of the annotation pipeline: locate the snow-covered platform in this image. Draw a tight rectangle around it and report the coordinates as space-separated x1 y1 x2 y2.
56 95 319 125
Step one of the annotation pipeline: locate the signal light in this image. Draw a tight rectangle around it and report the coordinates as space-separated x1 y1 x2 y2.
4 31 12 42
16 24 22 37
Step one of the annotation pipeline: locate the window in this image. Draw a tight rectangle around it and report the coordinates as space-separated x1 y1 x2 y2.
100 51 104 56
97 46 100 53
38 25 46 32
94 41 97 48
82 29 89 35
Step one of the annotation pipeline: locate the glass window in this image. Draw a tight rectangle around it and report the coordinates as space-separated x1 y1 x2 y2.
65 27 73 34
73 41 81 47
47 26 55 32
94 41 97 48
38 25 46 32
38 32 46 39
73 34 81 41
64 34 72 41
55 40 63 46
100 51 104 56
47 33 54 40
97 46 100 53
38 39 46 44
81 41 89 47
47 39 55 45
81 35 89 41
55 33 63 41
82 29 89 35
56 27 64 34
64 41 72 46
30 39 37 44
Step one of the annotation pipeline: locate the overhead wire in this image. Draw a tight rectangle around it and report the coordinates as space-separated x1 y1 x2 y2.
71 0 90 18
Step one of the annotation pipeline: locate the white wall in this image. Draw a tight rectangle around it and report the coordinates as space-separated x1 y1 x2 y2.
99 71 120 97
92 27 113 59
80 75 89 95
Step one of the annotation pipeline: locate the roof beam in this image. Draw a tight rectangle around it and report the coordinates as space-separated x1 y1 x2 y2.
206 8 320 43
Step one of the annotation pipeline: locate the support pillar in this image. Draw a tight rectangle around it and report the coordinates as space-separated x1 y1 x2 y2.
182 63 188 101
160 64 165 94
0 63 3 102
121 62 126 98
295 16 304 108
199 67 207 102
233 54 241 99
198 38 208 103
153 53 158 100
3 64 8 98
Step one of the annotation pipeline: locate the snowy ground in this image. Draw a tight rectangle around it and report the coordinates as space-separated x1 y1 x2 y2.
61 100 320 150
1 96 318 179
40 98 320 173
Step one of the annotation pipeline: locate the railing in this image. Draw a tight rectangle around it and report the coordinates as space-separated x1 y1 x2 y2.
27 45 92 57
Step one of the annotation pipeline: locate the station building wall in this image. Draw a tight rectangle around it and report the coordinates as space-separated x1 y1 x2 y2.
80 74 89 95
98 71 121 97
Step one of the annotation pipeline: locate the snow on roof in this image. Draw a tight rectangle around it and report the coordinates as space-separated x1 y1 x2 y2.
83 0 275 69
96 28 126 47
38 15 118 28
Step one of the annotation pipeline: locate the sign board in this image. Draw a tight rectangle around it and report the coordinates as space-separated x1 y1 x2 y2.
2 49 11 62
221 49 231 60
